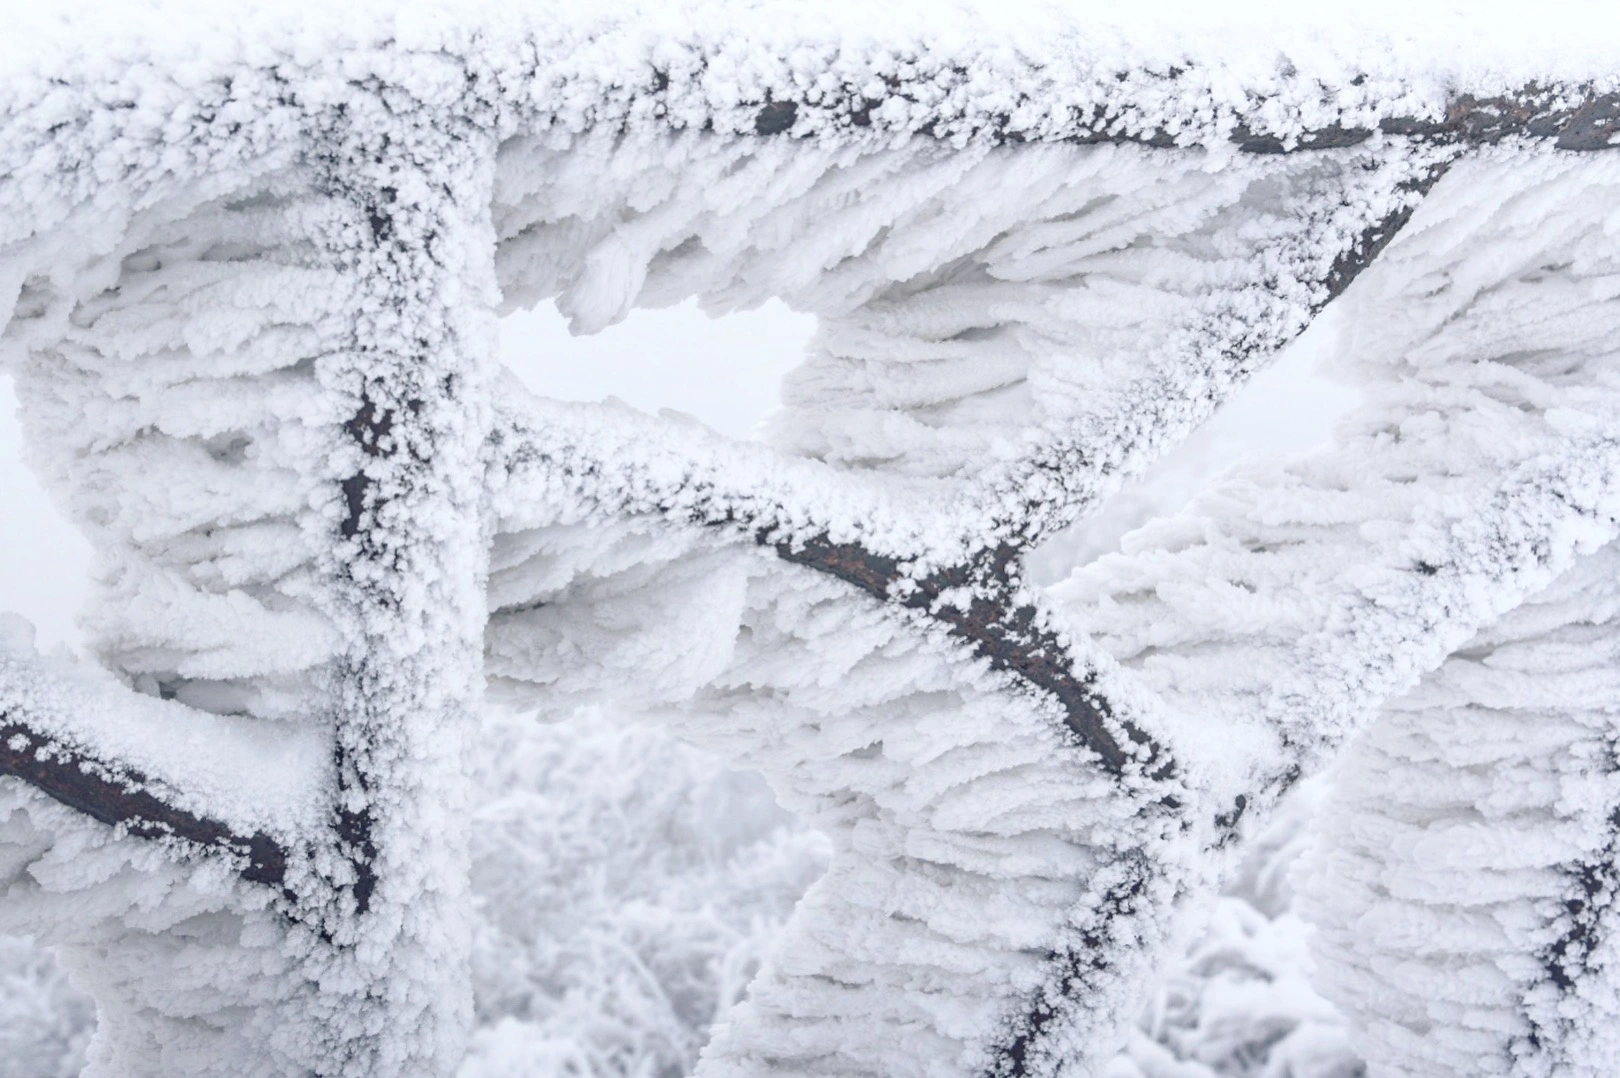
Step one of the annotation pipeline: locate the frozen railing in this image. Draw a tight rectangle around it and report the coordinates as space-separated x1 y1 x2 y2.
2 4 1620 1075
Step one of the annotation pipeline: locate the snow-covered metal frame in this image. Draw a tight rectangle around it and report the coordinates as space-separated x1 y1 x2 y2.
3 6 1620 1076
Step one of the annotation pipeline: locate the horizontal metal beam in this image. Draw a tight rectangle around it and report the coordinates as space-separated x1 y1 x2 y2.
754 86 1620 153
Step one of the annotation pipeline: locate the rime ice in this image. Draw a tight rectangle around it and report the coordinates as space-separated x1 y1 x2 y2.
2 4 1620 1077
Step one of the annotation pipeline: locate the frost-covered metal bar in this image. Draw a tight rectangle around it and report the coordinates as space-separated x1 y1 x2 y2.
0 61 499 1073
772 535 1162 775
487 147 1457 785
5 6 1620 1077
488 399 1154 772
1302 546 1620 1077
484 126 1620 1078
0 645 317 890
488 135 1460 787
1067 148 1620 1078
292 90 503 1073
487 394 960 562
970 149 1456 548
751 85 1620 153
0 717 287 887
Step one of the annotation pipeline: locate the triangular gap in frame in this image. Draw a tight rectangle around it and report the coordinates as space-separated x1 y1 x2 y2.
1027 304 1364 587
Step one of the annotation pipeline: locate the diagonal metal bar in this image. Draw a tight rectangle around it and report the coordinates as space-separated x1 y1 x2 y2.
0 715 288 887
977 151 1458 550
773 535 1165 777
489 146 1457 784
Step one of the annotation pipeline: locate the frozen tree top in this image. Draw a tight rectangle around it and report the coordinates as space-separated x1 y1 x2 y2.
4 0 1620 245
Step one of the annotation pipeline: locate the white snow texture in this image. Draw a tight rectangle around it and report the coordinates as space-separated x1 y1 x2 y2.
2 3 1620 1077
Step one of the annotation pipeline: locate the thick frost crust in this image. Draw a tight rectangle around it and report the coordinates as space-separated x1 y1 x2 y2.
2 64 500 1070
486 145 1620 1074
1301 547 1620 1078
2 8 1620 1077
1070 150 1620 1077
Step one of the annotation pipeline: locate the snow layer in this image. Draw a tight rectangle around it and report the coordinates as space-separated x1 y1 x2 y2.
2 7 1620 1076
6 0 1620 169
1303 546 1620 1077
1066 148 1620 1075
1 709 1359 1078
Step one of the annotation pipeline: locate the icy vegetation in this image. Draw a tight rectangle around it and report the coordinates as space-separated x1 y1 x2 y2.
3 3 1620 1076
